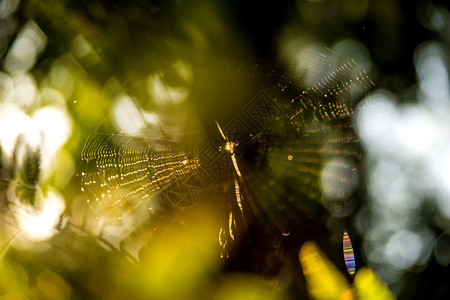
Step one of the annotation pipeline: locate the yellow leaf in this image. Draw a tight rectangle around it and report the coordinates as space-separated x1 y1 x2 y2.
299 242 353 300
354 267 396 300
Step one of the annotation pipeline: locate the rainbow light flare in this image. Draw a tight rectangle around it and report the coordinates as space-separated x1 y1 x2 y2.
343 231 356 276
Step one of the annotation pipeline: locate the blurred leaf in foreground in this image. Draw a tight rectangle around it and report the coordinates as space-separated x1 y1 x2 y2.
299 241 395 300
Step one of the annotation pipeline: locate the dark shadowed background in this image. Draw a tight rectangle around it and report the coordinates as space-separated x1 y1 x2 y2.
1 0 450 299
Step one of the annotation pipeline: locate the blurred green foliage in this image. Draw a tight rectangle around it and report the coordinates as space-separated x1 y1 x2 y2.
0 0 449 299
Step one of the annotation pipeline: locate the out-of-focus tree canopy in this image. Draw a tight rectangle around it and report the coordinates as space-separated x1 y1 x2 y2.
1 0 450 299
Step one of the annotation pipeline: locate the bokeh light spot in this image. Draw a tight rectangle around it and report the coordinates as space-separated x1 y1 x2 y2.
13 74 37 108
4 20 47 74
385 229 422 270
113 95 148 135
320 157 357 200
435 231 450 266
16 189 65 241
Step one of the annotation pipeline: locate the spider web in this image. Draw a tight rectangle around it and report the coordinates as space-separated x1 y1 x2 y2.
80 49 373 258
81 123 204 217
